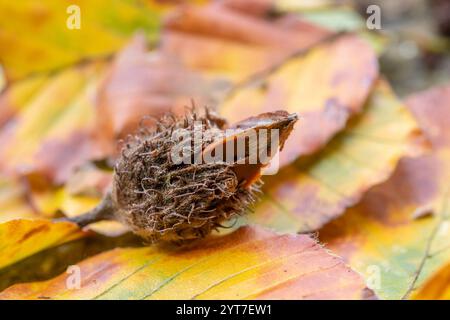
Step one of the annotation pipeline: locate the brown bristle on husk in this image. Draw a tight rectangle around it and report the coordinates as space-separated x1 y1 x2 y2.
111 109 263 242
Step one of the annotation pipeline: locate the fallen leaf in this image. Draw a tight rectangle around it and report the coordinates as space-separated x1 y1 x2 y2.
160 30 278 82
0 219 86 270
164 3 311 48
0 65 4 90
0 0 165 80
32 132 98 185
161 3 331 81
0 229 141 293
247 79 421 232
319 84 450 300
319 151 450 300
0 73 48 127
406 84 450 148
96 33 219 142
65 164 112 198
218 0 275 17
220 34 379 166
0 226 375 300
0 61 107 185
0 3 333 187
0 176 37 222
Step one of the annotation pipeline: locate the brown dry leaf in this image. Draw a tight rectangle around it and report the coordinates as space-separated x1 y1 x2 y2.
220 33 379 166
0 226 375 300
319 84 450 299
320 151 450 300
65 164 112 198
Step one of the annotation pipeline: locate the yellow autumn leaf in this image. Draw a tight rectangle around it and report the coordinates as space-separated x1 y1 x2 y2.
0 226 375 300
0 0 166 80
0 219 86 270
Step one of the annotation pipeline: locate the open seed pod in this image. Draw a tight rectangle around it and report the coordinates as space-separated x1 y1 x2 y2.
63 108 298 243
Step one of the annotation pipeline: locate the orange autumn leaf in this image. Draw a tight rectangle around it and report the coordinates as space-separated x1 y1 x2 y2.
0 226 375 300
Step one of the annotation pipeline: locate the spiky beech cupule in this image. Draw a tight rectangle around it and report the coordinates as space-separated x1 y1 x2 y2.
112 110 264 242
60 108 298 243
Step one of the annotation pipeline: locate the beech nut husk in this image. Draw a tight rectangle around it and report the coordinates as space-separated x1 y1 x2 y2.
60 108 298 243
